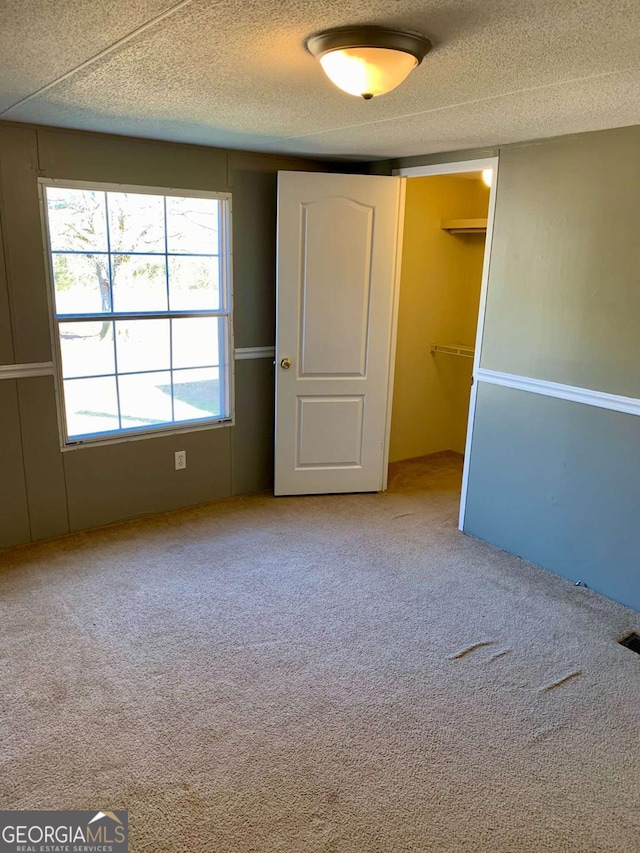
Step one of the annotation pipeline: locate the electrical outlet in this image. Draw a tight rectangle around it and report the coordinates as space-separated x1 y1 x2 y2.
175 450 187 471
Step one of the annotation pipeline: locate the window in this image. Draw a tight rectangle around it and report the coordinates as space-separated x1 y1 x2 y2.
39 180 233 446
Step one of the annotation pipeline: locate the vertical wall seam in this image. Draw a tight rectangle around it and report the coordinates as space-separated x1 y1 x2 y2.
0 136 17 364
226 152 232 190
35 127 43 172
14 381 34 541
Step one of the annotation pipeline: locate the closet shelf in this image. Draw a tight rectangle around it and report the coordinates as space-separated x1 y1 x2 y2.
441 218 487 234
431 343 475 359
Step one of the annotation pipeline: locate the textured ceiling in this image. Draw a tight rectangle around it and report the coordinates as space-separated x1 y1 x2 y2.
1 0 639 159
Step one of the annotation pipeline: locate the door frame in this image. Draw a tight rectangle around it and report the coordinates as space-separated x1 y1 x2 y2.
387 156 500 530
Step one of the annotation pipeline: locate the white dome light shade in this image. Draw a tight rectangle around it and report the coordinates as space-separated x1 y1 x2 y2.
307 26 431 99
482 168 493 187
319 47 418 98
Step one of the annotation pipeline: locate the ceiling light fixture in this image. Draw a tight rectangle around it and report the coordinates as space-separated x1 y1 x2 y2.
482 169 493 187
306 25 431 100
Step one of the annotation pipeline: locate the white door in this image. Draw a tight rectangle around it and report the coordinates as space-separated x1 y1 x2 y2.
274 171 404 496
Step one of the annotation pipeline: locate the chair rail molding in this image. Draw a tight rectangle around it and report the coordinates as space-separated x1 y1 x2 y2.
476 368 640 417
234 346 275 360
0 362 55 380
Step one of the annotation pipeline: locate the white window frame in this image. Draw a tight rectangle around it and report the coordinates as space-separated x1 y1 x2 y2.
38 178 235 451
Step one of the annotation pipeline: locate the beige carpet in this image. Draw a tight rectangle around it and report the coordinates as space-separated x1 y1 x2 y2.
1 452 638 852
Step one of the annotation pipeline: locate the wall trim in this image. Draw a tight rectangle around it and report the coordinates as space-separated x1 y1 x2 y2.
234 346 275 360
393 158 497 178
0 362 54 380
477 368 640 417
0 349 275 380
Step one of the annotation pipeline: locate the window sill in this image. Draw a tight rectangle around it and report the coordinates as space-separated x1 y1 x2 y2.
60 416 234 452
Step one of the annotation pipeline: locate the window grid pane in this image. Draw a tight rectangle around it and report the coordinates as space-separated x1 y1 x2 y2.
45 184 231 443
56 315 227 439
50 191 224 320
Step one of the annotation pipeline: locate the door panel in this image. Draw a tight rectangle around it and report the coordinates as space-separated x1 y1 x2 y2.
297 395 364 468
275 171 403 495
300 197 373 377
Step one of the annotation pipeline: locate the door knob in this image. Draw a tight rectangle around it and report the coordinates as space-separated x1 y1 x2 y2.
280 357 291 369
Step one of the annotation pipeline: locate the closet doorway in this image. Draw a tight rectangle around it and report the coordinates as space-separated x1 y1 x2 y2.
387 159 498 528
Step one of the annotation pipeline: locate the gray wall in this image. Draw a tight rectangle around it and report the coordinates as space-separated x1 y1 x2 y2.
0 122 339 547
464 383 640 611
384 125 640 611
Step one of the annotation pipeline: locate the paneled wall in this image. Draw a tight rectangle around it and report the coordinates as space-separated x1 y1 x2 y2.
0 122 338 547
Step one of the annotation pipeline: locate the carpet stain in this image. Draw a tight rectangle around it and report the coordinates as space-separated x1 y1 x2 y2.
449 640 495 660
539 670 583 693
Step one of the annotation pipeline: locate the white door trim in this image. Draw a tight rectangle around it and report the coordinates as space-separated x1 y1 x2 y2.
389 156 500 531
381 177 407 490
477 368 640 417
393 158 497 179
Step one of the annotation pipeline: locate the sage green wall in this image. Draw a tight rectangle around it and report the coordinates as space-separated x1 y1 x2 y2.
0 122 339 548
481 127 640 396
